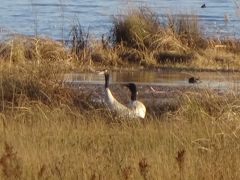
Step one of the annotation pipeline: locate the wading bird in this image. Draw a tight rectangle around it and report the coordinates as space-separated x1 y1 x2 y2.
104 71 146 118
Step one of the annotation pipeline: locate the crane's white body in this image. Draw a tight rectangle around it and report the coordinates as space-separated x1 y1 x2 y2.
105 88 146 119
128 100 146 119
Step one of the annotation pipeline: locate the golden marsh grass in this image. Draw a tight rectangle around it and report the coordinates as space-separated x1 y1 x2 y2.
0 90 240 179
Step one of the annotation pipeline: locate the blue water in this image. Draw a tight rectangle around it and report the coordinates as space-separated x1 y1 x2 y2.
0 0 239 40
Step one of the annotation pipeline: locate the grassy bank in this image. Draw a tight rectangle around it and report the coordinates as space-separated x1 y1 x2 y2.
0 8 240 70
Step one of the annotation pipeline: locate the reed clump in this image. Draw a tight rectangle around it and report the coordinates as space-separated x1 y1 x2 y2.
111 7 160 50
107 8 240 69
110 8 204 64
0 62 102 115
167 14 207 50
0 63 69 108
0 36 69 63
69 22 90 62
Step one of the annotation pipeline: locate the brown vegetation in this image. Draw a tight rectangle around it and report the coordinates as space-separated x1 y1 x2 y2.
0 7 240 70
0 79 239 179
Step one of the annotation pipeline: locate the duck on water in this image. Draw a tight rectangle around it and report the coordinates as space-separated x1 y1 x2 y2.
104 71 146 119
188 76 201 84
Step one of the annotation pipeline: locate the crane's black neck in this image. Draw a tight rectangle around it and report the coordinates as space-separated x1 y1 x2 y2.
105 72 109 89
126 83 137 101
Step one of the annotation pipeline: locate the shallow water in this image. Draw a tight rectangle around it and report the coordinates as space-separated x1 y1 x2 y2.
0 0 240 40
64 71 240 92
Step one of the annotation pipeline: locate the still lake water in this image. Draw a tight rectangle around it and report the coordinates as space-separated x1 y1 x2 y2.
0 0 240 40
64 71 240 92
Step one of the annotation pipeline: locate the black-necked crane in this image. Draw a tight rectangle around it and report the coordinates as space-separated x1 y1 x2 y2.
104 71 146 118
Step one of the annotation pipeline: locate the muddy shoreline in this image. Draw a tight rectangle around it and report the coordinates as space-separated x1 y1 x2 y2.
65 81 227 116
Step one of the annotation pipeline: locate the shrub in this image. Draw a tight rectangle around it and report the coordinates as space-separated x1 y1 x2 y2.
111 7 160 50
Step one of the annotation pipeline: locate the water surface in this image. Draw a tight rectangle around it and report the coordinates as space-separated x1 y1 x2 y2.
64 71 240 92
0 0 240 39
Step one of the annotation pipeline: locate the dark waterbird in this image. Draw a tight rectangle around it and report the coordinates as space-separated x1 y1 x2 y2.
201 3 206 8
188 77 200 84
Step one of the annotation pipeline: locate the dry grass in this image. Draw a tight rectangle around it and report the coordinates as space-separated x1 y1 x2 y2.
68 22 90 62
0 42 238 179
106 8 240 69
111 7 160 50
0 85 239 179
167 14 206 50
0 8 240 70
0 43 239 179
0 36 70 64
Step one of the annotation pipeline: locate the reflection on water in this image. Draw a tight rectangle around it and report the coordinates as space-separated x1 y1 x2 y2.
64 71 240 92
